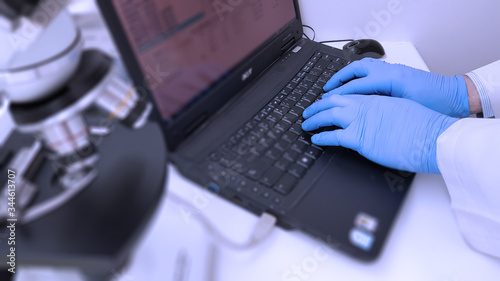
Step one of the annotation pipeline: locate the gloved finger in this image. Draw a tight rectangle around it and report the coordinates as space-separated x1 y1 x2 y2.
302 106 352 131
311 129 357 150
323 59 373 92
303 94 351 119
322 77 382 98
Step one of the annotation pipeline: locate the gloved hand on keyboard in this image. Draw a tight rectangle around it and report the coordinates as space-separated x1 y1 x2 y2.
302 94 458 174
323 58 471 118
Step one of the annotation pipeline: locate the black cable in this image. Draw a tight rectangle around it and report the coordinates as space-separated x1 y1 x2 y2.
302 24 315 41
302 25 354 45
319 39 355 44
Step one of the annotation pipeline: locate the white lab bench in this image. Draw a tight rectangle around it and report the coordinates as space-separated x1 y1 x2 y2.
3 42 499 281
148 42 500 281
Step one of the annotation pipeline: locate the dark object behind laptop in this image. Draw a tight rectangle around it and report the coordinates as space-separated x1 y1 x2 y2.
343 39 386 59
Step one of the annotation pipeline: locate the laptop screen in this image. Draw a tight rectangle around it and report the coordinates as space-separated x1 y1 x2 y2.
111 0 296 121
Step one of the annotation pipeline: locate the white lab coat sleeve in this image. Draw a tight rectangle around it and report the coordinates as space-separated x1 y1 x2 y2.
467 60 500 118
436 118 500 258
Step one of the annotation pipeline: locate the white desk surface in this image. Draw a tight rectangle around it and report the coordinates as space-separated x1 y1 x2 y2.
3 42 500 281
118 42 500 281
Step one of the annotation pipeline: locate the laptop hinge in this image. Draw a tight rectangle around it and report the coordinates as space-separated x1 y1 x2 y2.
183 112 208 139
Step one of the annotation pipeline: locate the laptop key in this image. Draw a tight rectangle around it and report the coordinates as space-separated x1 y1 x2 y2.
266 130 280 140
295 99 312 109
283 113 299 124
282 87 293 95
314 81 327 89
242 134 258 146
297 154 314 168
288 164 306 178
281 98 294 108
318 74 331 83
286 81 298 89
266 112 281 123
274 105 289 115
293 86 308 96
289 123 302 135
274 158 291 171
250 144 266 156
299 132 313 145
328 61 343 71
246 158 273 180
270 127 284 136
245 119 259 129
275 120 291 132
274 174 298 195
288 106 303 116
262 105 274 114
288 92 303 101
268 99 280 107
297 71 307 78
232 160 249 174
314 58 330 71
283 150 299 162
302 93 316 102
274 139 289 151
219 151 237 168
304 74 318 82
291 141 307 153
209 151 222 162
324 70 335 78
261 191 271 199
309 68 322 76
260 167 284 187
322 54 333 61
299 80 313 89
265 147 282 160
275 93 287 102
305 146 323 159
221 141 235 152
307 87 323 96
281 131 298 143
235 142 252 156
258 119 271 129
254 112 267 121
258 135 274 148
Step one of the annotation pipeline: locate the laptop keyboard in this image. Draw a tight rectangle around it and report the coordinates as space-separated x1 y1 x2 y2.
208 51 350 200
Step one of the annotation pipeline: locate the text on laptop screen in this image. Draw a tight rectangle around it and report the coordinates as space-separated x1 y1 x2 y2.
111 0 296 120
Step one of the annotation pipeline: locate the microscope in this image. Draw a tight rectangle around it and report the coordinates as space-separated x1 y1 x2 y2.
0 0 167 280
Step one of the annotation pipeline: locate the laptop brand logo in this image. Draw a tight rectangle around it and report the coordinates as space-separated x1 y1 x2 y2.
242 68 253 81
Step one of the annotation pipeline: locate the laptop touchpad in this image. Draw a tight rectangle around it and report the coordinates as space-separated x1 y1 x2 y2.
289 149 411 258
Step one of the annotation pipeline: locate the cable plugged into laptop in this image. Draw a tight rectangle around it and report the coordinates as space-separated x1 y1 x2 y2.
247 212 278 248
169 192 277 251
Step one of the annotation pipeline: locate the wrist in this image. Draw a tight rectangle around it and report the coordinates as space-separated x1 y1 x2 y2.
451 75 471 117
463 74 482 115
427 116 459 174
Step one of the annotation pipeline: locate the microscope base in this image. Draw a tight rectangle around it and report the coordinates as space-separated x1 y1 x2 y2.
0 117 168 281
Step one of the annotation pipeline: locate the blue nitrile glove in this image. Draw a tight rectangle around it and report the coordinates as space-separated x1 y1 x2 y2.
302 94 458 174
323 58 470 118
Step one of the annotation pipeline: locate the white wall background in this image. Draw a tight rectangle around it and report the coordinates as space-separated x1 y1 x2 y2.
299 0 500 76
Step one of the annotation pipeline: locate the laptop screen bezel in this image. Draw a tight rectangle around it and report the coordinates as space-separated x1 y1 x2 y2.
96 0 304 150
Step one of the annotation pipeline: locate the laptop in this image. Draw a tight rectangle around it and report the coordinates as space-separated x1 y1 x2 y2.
96 0 414 260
